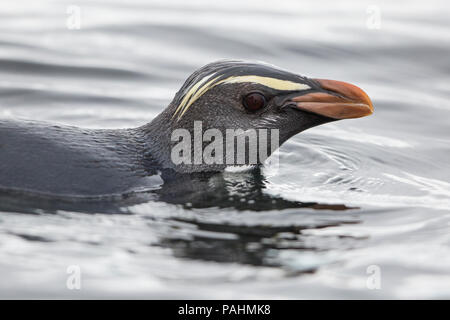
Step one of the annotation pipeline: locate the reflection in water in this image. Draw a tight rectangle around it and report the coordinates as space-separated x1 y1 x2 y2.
0 167 360 274
155 217 361 274
157 168 356 211
0 167 355 214
152 168 360 273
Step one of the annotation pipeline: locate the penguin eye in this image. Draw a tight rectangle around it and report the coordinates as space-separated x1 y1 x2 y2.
243 92 266 111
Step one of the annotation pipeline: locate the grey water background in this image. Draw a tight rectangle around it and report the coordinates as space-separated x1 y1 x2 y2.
0 0 449 298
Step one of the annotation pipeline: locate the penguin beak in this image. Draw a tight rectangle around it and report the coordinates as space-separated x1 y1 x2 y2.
291 79 373 119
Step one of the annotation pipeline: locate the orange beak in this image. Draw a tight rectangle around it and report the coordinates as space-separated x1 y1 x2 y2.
292 79 374 119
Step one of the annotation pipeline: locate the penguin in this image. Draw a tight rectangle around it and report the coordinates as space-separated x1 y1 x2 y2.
0 60 373 197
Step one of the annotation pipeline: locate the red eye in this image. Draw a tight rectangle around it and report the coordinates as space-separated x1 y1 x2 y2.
243 92 266 111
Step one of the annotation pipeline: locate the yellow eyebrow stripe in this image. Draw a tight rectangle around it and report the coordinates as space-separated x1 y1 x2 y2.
173 75 310 121
219 75 310 92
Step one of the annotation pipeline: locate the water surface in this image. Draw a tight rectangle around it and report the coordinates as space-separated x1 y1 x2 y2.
0 0 449 298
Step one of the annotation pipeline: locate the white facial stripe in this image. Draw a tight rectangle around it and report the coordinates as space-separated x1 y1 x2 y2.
177 75 222 120
173 75 310 121
173 72 217 119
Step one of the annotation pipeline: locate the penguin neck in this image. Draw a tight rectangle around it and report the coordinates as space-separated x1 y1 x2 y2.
138 107 175 170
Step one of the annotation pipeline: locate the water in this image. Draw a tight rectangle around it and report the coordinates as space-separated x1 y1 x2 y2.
0 0 449 298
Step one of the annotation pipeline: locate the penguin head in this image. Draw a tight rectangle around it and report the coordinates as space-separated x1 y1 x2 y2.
157 60 373 172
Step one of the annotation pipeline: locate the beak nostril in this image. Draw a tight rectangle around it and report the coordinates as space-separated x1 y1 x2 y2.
279 102 298 111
